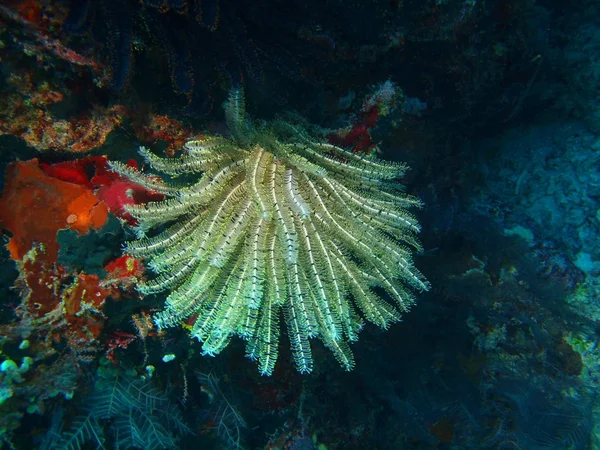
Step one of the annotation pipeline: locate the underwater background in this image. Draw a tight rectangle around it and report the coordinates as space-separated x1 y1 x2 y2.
0 0 599 449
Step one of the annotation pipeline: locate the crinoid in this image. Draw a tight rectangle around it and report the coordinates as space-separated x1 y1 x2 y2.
111 88 429 375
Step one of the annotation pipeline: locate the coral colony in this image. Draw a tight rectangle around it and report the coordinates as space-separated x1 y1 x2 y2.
0 0 598 449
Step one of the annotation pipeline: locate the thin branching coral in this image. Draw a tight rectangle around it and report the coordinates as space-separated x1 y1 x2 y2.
111 88 429 375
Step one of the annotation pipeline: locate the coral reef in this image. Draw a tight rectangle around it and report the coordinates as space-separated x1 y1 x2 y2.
0 153 164 444
0 0 598 448
0 69 125 152
132 113 196 157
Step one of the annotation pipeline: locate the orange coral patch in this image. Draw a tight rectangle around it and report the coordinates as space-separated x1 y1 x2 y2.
0 159 108 261
6 238 20 261
105 255 144 279
67 193 109 234
21 251 65 316
64 272 109 311
62 273 111 338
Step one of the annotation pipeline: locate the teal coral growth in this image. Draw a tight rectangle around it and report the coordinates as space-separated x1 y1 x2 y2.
112 89 429 375
44 370 189 450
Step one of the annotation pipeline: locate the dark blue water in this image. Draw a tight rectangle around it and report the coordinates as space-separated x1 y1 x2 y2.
0 1 597 449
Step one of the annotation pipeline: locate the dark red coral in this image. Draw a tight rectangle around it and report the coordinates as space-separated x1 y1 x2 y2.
39 155 163 224
96 179 164 224
328 105 380 154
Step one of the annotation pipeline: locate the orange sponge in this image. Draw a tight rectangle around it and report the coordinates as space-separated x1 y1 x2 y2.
0 159 108 261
